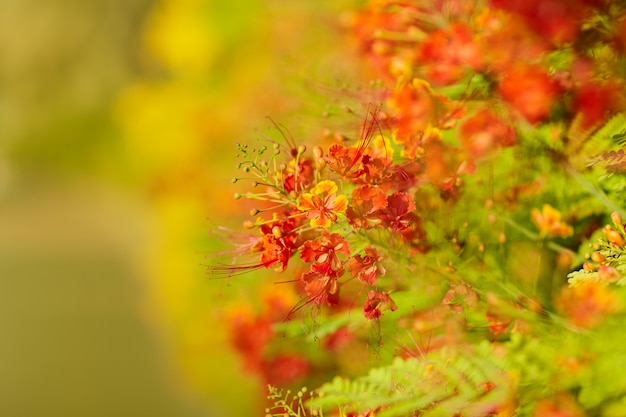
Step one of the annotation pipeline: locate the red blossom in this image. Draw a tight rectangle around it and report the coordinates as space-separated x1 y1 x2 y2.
572 80 626 130
300 269 340 306
387 80 452 145
346 185 388 229
260 354 310 385
374 191 416 232
229 314 274 371
382 160 421 192
300 231 351 277
349 246 386 285
498 64 560 124
283 159 315 193
363 291 397 319
490 0 591 44
324 109 382 178
359 154 391 186
250 215 302 272
351 2 423 80
460 109 517 158
324 327 356 351
474 8 548 73
212 213 300 274
325 144 365 179
419 23 482 85
257 235 294 272
399 213 429 253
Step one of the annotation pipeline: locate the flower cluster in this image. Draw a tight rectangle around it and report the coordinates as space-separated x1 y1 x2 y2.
359 0 626 133
207 0 626 415
214 111 414 317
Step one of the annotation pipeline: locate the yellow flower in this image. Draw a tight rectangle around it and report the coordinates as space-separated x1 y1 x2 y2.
531 204 573 238
296 180 348 228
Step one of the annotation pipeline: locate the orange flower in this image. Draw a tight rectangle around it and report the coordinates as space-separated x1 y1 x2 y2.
556 281 621 329
531 204 573 238
296 180 348 228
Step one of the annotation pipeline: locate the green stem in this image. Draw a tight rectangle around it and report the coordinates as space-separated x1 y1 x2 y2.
503 218 583 263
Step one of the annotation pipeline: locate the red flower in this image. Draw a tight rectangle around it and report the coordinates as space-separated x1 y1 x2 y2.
572 80 626 130
300 269 341 306
460 109 516 158
208 215 301 275
398 213 429 253
261 354 310 385
346 185 388 229
498 64 560 124
300 231 351 277
349 246 386 285
387 80 440 144
419 23 482 85
363 291 397 320
324 108 381 178
490 0 589 44
248 216 301 272
283 159 315 193
474 8 547 73
373 191 416 233
229 313 273 372
359 155 391 186
325 144 365 179
324 327 356 351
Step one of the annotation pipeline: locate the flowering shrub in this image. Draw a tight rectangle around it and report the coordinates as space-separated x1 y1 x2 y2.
208 0 626 415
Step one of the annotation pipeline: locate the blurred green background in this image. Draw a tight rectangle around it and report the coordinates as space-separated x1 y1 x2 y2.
0 0 359 416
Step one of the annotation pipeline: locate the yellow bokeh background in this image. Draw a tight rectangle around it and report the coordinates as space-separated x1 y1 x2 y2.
0 0 360 416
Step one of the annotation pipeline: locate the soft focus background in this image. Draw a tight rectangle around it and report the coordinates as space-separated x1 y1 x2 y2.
0 0 358 416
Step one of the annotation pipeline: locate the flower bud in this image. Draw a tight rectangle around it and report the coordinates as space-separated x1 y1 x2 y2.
272 226 283 239
603 226 626 246
313 145 323 160
583 262 596 272
591 252 606 263
611 211 623 229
